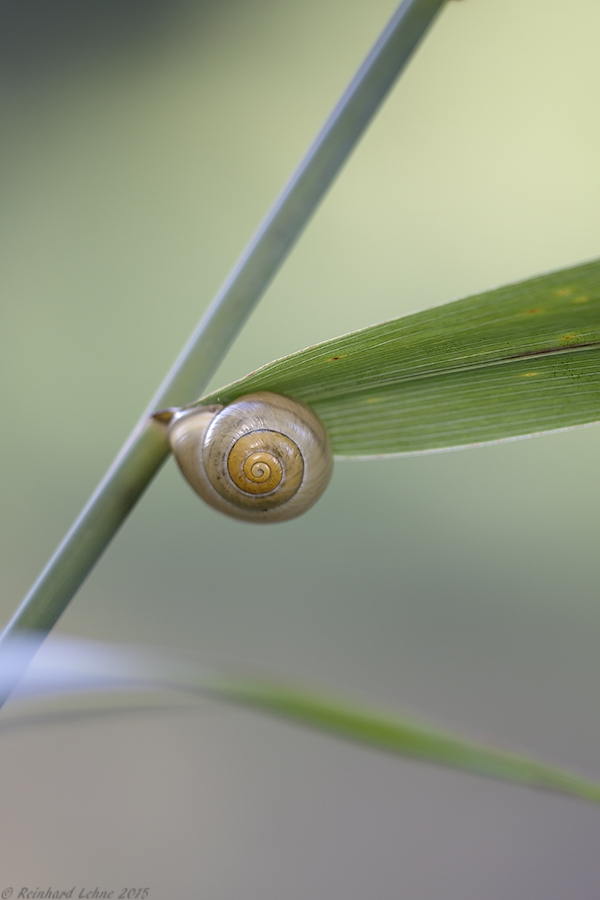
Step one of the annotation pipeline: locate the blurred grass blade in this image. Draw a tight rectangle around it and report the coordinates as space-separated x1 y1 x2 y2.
4 635 600 806
209 677 600 804
201 258 600 455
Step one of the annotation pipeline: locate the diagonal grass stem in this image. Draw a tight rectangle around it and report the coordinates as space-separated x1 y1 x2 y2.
0 0 448 701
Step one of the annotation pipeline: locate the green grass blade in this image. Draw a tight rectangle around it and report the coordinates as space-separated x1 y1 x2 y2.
207 677 600 804
4 635 600 805
201 258 600 454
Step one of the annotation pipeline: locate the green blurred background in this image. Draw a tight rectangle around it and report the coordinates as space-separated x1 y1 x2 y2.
1 0 600 896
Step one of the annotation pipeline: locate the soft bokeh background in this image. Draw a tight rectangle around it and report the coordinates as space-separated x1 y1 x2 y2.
1 0 600 896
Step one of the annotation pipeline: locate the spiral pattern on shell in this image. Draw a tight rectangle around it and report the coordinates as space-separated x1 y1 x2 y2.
167 391 333 523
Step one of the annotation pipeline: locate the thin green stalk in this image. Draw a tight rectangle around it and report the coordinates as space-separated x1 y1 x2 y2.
0 0 448 701
3 634 600 805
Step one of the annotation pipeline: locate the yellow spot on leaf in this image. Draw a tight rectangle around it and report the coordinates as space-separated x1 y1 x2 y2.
561 334 578 343
521 372 539 378
573 296 589 304
366 397 381 404
521 307 544 316
555 287 573 296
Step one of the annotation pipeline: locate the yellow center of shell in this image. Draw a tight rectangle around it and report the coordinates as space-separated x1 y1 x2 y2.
226 431 303 502
234 449 283 494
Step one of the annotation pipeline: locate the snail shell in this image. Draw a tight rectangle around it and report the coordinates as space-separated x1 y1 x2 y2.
167 391 333 523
